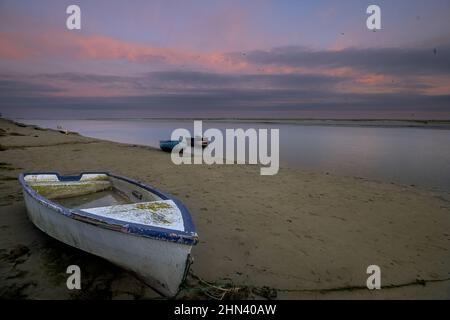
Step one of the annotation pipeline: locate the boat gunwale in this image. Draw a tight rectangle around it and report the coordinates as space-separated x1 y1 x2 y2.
19 171 198 245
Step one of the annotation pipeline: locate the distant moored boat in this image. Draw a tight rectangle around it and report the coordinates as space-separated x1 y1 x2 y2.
159 140 180 152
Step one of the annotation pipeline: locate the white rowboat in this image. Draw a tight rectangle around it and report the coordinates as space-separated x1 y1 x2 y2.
19 172 198 297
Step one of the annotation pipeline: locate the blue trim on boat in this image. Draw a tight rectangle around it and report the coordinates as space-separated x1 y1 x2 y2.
19 172 198 246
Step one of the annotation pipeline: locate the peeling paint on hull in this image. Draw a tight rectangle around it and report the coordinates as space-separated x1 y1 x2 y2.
19 172 198 297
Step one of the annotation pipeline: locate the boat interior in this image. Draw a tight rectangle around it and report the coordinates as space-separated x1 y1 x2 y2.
24 173 184 230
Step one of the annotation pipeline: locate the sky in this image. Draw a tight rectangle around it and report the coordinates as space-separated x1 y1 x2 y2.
0 0 450 119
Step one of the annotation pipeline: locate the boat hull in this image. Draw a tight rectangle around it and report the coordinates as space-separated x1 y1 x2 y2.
159 140 180 152
22 190 192 297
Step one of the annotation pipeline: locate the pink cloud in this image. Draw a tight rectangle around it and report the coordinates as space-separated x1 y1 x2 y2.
0 32 31 59
0 30 252 73
2 30 449 98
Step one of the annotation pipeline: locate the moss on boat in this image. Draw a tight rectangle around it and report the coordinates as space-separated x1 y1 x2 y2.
30 181 111 199
136 202 172 211
135 202 173 225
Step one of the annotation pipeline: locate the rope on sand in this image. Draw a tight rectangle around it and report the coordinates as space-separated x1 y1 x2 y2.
181 271 450 300
188 272 243 300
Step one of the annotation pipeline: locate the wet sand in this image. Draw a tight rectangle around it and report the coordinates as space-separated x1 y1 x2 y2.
0 118 449 299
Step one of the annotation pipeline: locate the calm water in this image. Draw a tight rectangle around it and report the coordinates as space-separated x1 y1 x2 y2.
19 119 450 192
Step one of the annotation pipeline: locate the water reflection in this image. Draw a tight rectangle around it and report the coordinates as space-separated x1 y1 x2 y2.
20 119 450 191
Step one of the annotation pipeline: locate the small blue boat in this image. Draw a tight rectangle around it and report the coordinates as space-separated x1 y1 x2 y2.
159 140 180 152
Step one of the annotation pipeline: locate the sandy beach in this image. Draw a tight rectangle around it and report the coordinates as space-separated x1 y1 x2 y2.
0 118 449 299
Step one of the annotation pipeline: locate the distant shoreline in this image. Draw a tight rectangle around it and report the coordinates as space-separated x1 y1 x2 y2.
10 117 450 130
